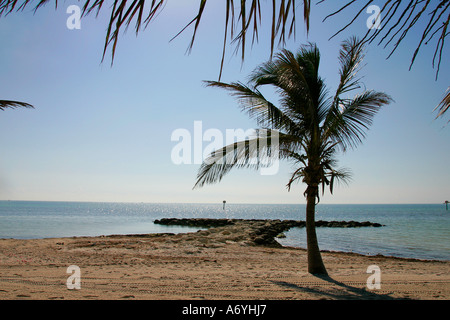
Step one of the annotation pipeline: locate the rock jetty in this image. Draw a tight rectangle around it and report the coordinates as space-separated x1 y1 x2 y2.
154 218 384 247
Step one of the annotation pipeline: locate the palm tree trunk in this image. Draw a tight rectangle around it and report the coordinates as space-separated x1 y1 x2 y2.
305 190 328 275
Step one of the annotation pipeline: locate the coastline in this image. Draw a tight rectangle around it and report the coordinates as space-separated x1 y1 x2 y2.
0 219 448 300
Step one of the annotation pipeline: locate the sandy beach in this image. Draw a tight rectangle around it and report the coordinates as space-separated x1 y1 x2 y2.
0 219 448 300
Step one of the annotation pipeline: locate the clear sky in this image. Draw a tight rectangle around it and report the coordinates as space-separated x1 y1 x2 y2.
0 1 449 204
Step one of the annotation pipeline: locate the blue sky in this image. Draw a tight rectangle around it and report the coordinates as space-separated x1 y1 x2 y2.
0 1 449 204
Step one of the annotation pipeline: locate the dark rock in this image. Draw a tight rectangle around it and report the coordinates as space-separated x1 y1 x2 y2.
153 217 384 247
154 218 235 228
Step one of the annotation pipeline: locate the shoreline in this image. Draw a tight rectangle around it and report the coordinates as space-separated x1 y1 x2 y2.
0 218 449 300
0 217 447 263
2 233 446 263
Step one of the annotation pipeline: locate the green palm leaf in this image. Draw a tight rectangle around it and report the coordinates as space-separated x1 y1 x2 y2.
204 80 300 134
335 36 366 97
326 90 393 151
193 129 283 189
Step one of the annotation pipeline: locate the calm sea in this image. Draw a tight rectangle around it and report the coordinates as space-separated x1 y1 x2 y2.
0 201 448 261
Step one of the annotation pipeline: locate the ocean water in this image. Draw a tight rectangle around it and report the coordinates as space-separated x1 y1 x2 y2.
0 201 448 261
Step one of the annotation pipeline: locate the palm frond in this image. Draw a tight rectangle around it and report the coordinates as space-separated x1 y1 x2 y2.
321 38 392 150
320 0 449 80
286 166 306 192
286 158 351 201
204 80 299 133
193 129 281 189
0 0 311 79
326 167 352 195
252 45 325 127
327 90 392 151
335 36 366 98
0 100 34 111
276 48 311 95
0 0 51 16
434 86 450 119
197 37 391 205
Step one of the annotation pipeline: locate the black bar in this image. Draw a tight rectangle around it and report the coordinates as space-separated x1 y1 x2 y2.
0 300 446 318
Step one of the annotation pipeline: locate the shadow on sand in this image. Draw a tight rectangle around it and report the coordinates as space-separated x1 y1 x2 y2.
270 274 406 300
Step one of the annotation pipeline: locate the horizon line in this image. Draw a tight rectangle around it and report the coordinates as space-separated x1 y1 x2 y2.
0 199 446 206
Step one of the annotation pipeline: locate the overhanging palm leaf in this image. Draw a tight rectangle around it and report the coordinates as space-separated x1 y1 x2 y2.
196 38 392 275
1 1 446 119
322 0 449 80
321 1 449 118
0 0 310 79
434 87 450 122
0 100 33 111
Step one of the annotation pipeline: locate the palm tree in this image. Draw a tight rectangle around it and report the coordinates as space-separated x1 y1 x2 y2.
0 100 33 111
193 37 392 275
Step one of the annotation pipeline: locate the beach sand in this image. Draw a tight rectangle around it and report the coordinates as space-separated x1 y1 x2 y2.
0 220 448 300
